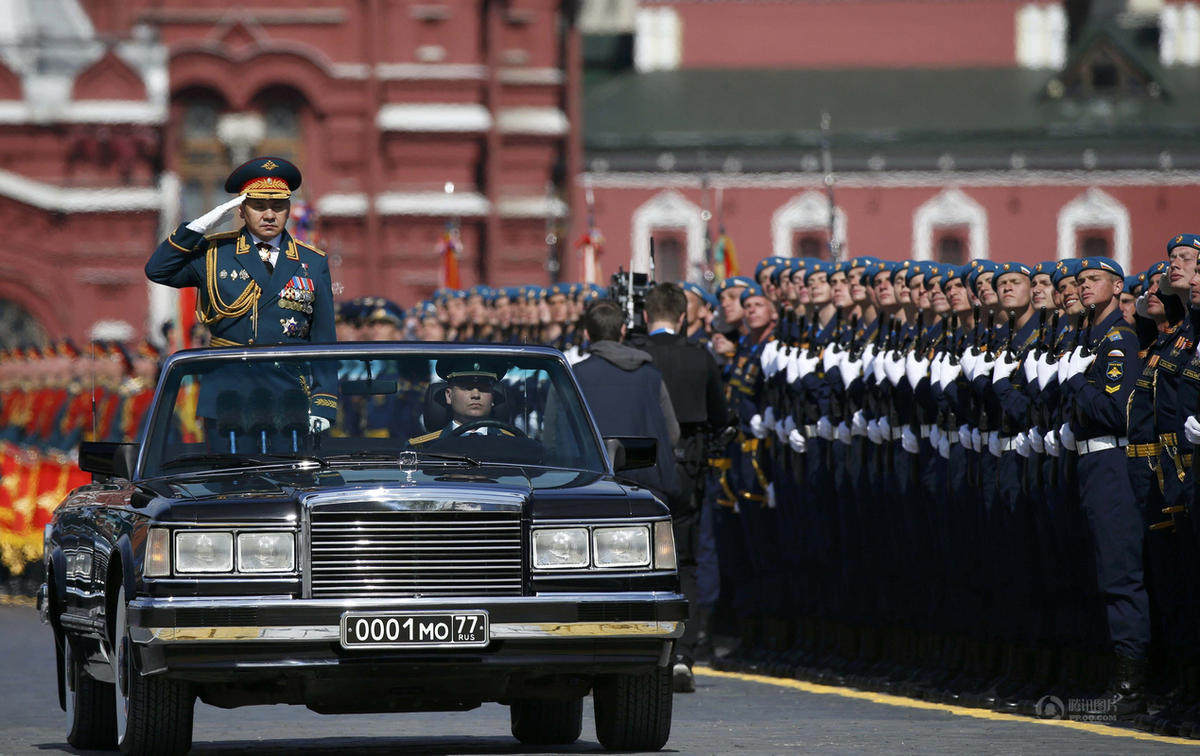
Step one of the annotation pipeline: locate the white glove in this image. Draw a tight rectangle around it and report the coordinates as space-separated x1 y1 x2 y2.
991 352 1020 384
1044 428 1060 457
1015 432 1031 458
938 360 962 391
817 415 834 440
1059 422 1076 452
750 413 767 439
761 341 779 376
971 428 982 452
309 415 331 433
905 352 930 389
822 345 843 374
867 418 881 444
788 427 807 453
763 406 778 431
1066 346 1096 379
835 421 851 445
786 351 802 383
1023 352 1039 385
777 414 796 444
987 431 1003 457
185 194 246 234
774 345 791 375
861 343 878 368
901 426 919 454
1028 427 1045 454
873 350 888 383
1185 415 1200 446
883 352 906 386
878 415 892 440
1036 353 1058 390
797 350 820 380
937 436 950 459
851 409 868 437
929 425 943 449
1056 352 1071 385
840 357 862 391
930 353 945 388
1135 292 1151 318
958 424 972 449
960 350 981 381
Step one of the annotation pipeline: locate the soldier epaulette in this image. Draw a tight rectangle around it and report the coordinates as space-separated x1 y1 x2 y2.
204 230 240 242
408 430 440 445
296 239 326 256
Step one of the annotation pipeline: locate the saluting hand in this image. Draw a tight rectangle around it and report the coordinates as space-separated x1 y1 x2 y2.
185 194 247 234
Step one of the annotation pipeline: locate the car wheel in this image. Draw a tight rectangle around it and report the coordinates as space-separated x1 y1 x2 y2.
64 633 117 750
112 584 195 756
593 666 673 752
509 697 583 745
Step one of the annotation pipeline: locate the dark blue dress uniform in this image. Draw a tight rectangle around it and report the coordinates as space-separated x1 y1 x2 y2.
1066 302 1150 662
144 156 338 425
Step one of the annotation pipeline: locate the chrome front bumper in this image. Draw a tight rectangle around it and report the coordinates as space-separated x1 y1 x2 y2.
127 592 687 645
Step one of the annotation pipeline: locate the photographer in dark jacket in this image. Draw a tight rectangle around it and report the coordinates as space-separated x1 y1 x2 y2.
628 283 731 692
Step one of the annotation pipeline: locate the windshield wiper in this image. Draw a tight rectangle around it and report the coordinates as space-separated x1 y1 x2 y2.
322 451 401 462
322 450 481 467
413 451 481 467
160 452 326 471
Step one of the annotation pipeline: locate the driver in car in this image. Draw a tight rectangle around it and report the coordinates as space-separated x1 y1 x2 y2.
409 358 518 444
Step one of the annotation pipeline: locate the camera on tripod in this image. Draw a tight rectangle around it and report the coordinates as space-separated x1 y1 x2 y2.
608 268 655 334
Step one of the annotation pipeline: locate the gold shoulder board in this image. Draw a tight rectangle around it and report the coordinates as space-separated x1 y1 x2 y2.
296 239 326 257
408 430 440 444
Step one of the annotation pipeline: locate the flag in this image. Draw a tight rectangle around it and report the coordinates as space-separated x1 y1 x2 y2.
576 227 604 284
438 222 462 290
713 231 739 280
290 199 318 246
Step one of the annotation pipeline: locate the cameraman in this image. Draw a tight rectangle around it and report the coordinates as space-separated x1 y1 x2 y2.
629 283 731 692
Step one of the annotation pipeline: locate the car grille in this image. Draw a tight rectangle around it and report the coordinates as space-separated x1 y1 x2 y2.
308 509 524 599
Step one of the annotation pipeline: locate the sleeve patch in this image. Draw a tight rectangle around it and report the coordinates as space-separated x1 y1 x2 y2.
1107 349 1123 357
1106 361 1123 381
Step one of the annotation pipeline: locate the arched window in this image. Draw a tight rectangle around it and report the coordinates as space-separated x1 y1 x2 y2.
175 92 228 221
935 229 967 265
793 232 829 261
652 232 685 282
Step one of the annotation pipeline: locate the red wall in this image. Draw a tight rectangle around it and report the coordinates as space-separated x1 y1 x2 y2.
658 0 1021 70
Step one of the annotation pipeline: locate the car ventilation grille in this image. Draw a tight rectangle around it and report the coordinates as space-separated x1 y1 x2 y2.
308 509 524 599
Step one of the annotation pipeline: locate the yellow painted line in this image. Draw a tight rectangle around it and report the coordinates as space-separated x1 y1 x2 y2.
0 594 35 607
695 667 1200 747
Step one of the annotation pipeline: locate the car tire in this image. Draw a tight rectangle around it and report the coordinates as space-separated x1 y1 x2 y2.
593 665 673 752
509 697 583 744
112 584 195 756
64 634 117 750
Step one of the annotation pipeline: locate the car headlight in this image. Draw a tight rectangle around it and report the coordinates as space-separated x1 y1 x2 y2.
532 528 589 569
175 531 234 573
237 532 295 573
593 526 651 568
653 521 676 570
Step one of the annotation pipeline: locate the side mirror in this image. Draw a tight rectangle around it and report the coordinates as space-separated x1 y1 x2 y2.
603 436 657 472
78 442 139 480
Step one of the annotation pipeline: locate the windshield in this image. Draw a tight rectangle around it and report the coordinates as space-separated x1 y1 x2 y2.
140 350 605 477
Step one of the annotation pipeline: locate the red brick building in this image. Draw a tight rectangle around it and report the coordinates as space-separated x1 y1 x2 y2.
580 0 1200 284
0 0 580 346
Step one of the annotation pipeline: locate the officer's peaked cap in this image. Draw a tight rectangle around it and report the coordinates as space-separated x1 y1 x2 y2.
225 156 301 199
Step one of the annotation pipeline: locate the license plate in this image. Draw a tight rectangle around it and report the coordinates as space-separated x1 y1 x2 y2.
340 610 489 649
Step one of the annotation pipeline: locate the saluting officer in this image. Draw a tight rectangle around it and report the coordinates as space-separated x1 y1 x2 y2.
145 156 338 433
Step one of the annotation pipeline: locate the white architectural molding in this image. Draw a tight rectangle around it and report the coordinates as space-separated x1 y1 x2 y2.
1161 2 1200 66
497 196 567 218
374 63 487 80
377 103 492 132
1016 3 1067 69
1056 188 1131 271
376 191 489 217
496 107 568 136
770 190 847 259
498 67 564 86
316 192 369 217
0 99 166 125
634 7 681 72
0 168 160 212
912 188 989 261
582 169 1200 190
631 190 704 279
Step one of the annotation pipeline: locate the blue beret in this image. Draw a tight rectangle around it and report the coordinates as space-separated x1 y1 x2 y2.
905 261 931 285
1052 258 1081 286
940 264 965 289
547 283 570 297
366 299 405 327
996 262 1033 280
925 263 945 281
1168 233 1200 253
739 283 767 304
681 281 708 302
1124 275 1141 292
716 275 755 295
967 260 998 292
445 289 467 300
869 260 898 280
803 261 830 282
754 257 787 278
1033 261 1057 278
1079 256 1124 278
1145 261 1168 279
848 255 877 271
224 155 301 198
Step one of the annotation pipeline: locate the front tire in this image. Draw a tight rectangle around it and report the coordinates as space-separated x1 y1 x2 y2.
593 666 673 751
63 634 116 750
112 584 195 756
509 697 583 744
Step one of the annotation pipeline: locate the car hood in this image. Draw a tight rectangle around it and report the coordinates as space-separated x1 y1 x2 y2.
136 464 665 523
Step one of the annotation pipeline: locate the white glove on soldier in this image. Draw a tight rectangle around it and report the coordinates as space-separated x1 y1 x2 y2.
822 345 843 374
309 416 331 433
991 352 1020 384
1059 422 1077 452
883 353 906 386
1185 415 1200 446
1066 346 1096 379
958 424 972 449
971 428 982 452
878 415 892 440
777 414 795 444
905 352 930 389
851 409 868 437
750 413 767 439
788 428 807 453
797 350 820 380
901 426 919 454
1044 429 1061 457
987 431 1003 457
1036 353 1058 390
938 360 962 391
867 419 881 445
186 194 246 234
1028 427 1044 455
763 406 777 431
1022 352 1039 385
840 357 862 391
835 421 851 445
817 416 834 440
937 436 950 459
1014 432 1031 458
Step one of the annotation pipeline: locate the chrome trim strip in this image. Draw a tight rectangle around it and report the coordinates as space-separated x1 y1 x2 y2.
128 591 681 609
134 620 683 643
301 487 528 513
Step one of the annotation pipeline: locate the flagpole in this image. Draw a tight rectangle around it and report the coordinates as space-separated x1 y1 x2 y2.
820 111 842 264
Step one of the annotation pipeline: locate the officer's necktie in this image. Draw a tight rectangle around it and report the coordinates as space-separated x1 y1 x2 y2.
257 242 274 274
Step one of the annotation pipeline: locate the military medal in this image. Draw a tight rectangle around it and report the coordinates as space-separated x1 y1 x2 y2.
239 270 249 280
220 269 228 279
